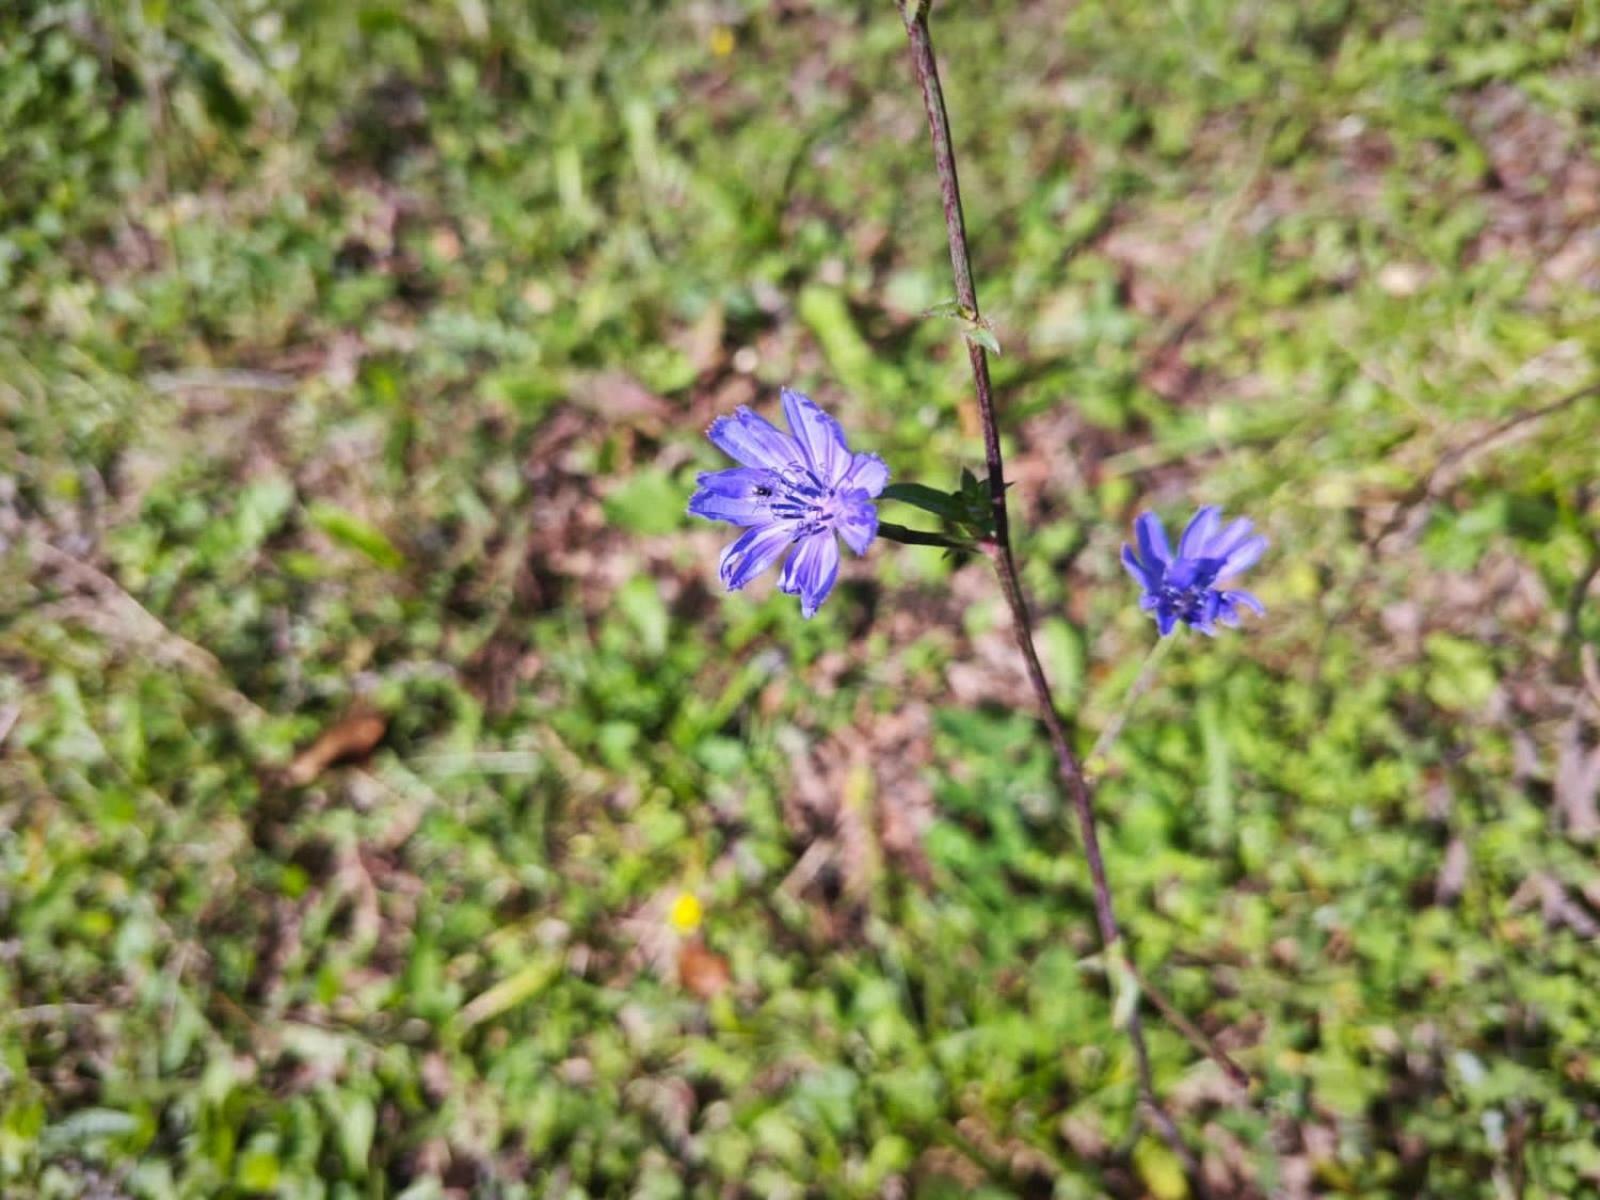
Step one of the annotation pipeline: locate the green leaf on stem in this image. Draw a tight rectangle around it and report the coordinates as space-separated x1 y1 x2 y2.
880 481 967 523
963 323 1002 357
878 522 979 554
920 298 1002 357
881 477 998 545
955 468 997 536
1107 940 1141 1032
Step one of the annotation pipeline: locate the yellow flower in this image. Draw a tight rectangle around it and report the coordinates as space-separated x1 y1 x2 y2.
668 891 703 933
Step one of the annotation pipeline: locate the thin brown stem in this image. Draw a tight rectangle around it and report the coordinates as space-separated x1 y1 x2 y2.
900 4 1214 1189
1127 960 1252 1091
901 5 1009 552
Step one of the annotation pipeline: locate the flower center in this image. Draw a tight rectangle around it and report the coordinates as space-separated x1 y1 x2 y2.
769 464 841 535
1157 560 1223 621
1159 583 1207 622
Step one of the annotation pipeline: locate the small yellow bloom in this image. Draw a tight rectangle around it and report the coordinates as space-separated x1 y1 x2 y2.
668 891 703 933
709 26 735 58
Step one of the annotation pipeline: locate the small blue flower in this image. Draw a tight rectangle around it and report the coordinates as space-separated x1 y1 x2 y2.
689 388 889 618
1122 506 1267 636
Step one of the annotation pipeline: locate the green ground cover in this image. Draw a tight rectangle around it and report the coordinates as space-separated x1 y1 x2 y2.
4 1 1600 1195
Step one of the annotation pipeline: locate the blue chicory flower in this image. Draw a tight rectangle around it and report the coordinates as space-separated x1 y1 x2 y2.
688 388 889 618
1121 506 1267 636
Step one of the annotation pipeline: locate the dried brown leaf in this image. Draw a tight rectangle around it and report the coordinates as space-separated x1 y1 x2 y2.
676 939 732 1000
285 707 387 787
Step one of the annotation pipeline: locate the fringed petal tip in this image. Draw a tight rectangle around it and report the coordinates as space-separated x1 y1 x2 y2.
779 531 841 619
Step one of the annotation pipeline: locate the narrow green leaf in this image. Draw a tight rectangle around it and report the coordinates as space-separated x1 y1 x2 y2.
306 503 405 570
878 522 977 553
339 1095 376 1176
457 958 561 1029
798 285 882 397
880 482 965 522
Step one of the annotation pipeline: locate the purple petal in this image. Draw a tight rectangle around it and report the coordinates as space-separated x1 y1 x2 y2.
1121 544 1159 591
718 521 795 592
1223 589 1265 616
707 407 803 471
778 530 841 618
1164 556 1202 591
841 451 890 498
1134 512 1172 571
688 468 780 526
1218 535 1267 576
1155 606 1179 636
1205 516 1255 560
780 388 850 484
1178 506 1221 560
836 489 879 555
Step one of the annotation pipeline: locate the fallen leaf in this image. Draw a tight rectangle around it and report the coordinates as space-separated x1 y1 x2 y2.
285 707 387 787
677 939 731 999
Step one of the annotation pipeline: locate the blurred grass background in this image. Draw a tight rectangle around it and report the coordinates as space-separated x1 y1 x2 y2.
4 1 1600 1196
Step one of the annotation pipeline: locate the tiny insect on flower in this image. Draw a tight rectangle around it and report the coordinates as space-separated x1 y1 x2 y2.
1121 506 1267 636
688 388 889 618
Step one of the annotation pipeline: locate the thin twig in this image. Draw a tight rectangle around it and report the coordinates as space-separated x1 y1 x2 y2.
898 7 1210 1190
22 535 436 847
1374 379 1600 554
1126 960 1252 1091
146 368 298 395
8 1003 104 1025
27 537 267 725
1313 378 1600 695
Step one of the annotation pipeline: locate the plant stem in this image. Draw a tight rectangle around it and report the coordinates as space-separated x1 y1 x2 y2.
1086 634 1175 774
898 4 1213 1187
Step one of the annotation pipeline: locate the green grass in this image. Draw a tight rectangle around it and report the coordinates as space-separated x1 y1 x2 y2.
4 1 1600 1196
